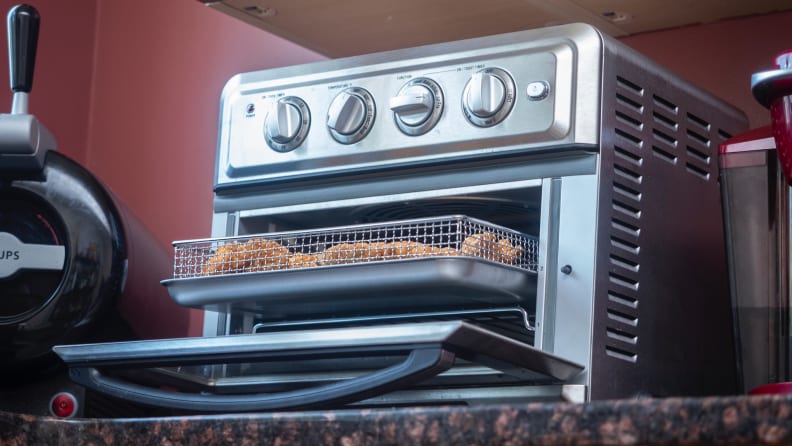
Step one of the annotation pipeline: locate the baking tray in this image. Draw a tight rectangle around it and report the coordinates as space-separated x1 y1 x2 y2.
163 215 538 317
162 257 537 316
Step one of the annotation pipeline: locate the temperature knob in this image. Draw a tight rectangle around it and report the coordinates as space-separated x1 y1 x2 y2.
264 96 310 152
327 87 375 144
390 78 443 136
462 68 516 127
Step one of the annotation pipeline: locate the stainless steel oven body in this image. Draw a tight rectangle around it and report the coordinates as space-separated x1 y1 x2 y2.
55 23 747 412
205 22 746 399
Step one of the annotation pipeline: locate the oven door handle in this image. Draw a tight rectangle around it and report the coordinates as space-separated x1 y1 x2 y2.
67 347 455 412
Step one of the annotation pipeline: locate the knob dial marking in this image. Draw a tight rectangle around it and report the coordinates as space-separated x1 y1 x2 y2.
263 96 311 152
462 67 516 127
327 87 376 144
390 78 444 136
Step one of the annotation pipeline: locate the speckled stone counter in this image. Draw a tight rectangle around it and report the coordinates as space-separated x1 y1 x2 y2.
2 395 792 445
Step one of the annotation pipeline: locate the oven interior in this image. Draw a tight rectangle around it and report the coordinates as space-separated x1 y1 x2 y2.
227 184 544 330
165 180 569 396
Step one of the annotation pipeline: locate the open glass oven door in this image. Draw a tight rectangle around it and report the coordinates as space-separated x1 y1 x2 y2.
53 321 584 412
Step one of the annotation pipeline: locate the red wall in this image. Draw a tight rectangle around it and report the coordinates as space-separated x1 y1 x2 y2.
87 0 324 250
0 0 96 164
84 0 323 337
620 10 792 129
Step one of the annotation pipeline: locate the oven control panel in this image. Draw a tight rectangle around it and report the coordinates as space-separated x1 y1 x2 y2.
215 25 603 187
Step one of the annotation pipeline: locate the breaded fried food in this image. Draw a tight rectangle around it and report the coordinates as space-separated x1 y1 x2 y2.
461 232 499 260
287 252 322 269
461 232 523 264
201 242 246 275
319 242 372 265
244 238 291 272
201 238 290 275
496 238 523 264
385 241 428 259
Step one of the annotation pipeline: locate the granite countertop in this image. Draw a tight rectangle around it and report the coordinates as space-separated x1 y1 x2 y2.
2 394 792 445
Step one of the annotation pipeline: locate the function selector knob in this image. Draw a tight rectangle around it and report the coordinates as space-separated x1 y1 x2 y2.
462 67 516 127
264 96 311 153
327 87 376 144
389 78 444 136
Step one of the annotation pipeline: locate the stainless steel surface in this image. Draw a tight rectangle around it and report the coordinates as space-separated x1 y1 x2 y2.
263 96 310 152
170 215 537 279
120 367 585 404
252 307 536 345
205 22 746 402
215 24 588 187
326 87 376 145
57 320 580 379
390 77 444 136
54 321 585 411
56 322 504 363
751 68 792 108
167 214 539 313
335 384 587 405
164 257 537 314
462 68 516 127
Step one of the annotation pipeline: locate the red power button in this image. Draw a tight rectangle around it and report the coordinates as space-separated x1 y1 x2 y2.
49 392 78 418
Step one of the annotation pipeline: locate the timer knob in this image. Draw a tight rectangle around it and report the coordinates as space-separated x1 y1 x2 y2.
264 96 310 152
327 87 376 144
462 68 516 127
390 78 444 136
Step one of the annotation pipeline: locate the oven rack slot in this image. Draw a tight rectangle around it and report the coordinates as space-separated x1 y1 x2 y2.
251 307 536 346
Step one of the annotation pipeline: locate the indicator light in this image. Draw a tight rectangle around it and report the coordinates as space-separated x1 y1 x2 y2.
49 392 78 418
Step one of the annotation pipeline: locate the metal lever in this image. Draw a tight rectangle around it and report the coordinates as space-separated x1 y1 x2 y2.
8 3 39 114
0 3 55 171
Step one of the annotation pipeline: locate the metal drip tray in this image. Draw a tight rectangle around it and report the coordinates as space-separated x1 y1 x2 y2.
164 257 537 314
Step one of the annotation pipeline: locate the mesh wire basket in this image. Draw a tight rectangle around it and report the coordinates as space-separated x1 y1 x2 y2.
172 215 539 279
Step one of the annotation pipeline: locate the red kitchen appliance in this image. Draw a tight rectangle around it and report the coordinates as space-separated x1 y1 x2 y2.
752 50 792 180
719 49 792 394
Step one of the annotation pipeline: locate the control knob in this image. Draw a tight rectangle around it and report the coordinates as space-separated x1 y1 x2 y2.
264 96 310 152
390 78 443 136
327 87 376 144
462 67 516 127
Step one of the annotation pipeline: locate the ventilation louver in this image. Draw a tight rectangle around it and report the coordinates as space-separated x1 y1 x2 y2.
605 74 734 364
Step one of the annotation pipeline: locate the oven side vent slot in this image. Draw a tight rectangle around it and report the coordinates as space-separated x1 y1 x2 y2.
604 70 739 369
604 75 648 364
643 92 727 182
611 88 729 184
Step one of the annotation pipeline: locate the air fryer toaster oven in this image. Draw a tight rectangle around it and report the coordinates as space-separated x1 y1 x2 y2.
54 23 747 412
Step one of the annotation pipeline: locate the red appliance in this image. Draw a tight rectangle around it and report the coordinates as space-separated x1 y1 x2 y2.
719 49 792 394
752 50 792 179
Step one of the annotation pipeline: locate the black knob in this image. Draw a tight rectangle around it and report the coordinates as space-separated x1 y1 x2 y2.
7 4 39 93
